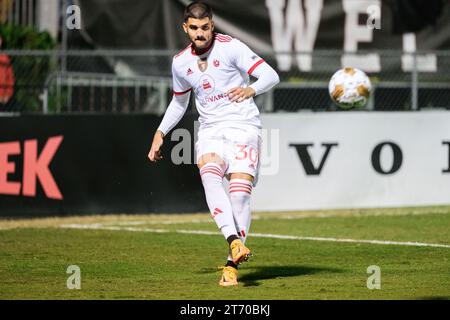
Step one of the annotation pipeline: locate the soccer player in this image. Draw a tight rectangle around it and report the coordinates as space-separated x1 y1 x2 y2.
148 1 279 286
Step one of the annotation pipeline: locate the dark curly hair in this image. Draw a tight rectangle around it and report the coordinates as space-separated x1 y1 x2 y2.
184 1 213 22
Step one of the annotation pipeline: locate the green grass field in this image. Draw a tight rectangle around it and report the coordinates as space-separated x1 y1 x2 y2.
0 206 449 300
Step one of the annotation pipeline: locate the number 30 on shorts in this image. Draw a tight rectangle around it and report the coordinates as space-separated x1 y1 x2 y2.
235 144 258 164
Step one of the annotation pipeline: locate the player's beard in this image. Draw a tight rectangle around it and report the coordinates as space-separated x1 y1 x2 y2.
192 36 212 53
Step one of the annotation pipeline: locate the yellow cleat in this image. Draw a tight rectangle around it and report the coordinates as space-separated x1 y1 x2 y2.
230 239 252 264
219 266 238 287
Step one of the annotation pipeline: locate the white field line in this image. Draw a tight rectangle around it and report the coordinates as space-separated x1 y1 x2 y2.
60 224 169 233
60 223 450 249
89 209 450 227
264 210 450 220
99 219 212 226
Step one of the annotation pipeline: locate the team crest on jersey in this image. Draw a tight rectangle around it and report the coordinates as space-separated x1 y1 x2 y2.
202 79 212 90
213 59 220 67
186 68 193 76
197 58 208 72
200 74 215 94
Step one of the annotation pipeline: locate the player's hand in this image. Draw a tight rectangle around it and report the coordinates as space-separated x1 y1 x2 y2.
226 87 256 103
148 130 164 162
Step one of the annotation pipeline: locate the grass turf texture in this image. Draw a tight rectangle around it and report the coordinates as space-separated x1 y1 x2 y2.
0 206 449 300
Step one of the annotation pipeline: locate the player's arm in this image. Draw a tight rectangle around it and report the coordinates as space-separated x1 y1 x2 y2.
227 40 280 103
149 59 192 162
228 62 280 103
148 91 191 162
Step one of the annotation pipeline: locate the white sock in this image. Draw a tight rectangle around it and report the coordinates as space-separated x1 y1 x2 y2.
229 179 253 244
200 163 237 240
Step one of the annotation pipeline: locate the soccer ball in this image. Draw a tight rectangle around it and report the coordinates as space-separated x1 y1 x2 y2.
328 67 372 109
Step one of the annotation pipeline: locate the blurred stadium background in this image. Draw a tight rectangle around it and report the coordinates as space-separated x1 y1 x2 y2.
1 0 450 115
0 0 449 300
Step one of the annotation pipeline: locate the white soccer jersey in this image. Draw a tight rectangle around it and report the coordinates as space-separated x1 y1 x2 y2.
171 33 266 132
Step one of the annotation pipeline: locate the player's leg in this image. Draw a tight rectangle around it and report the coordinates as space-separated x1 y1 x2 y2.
222 131 261 270
219 171 254 287
228 172 253 244
198 153 250 287
198 153 239 243
223 172 254 268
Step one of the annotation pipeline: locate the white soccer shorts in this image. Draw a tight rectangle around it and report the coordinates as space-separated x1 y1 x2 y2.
195 126 262 186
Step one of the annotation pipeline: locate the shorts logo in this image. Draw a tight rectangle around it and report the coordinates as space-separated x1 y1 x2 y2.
213 59 220 67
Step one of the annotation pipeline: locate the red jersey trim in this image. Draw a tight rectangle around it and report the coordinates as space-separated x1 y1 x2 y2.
173 88 192 95
247 59 265 75
215 33 232 42
174 44 192 59
190 33 233 56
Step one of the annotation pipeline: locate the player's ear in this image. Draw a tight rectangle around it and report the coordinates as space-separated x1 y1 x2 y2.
211 20 215 32
182 22 188 34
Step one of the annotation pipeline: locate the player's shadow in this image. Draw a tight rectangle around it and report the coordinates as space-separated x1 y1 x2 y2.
238 265 342 287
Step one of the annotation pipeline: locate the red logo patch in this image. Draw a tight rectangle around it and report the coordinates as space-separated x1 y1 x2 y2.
213 59 220 67
202 79 212 90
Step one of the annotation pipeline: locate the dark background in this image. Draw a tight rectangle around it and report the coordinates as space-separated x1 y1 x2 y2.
75 0 450 51
0 114 207 217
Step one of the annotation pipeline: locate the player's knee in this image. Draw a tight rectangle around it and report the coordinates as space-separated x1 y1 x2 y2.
229 172 254 183
229 176 253 198
197 153 226 170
